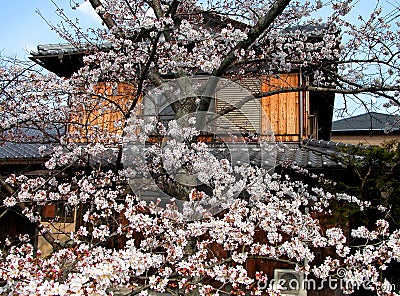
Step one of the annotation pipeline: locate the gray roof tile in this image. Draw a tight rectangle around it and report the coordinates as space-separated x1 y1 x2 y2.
31 43 113 57
0 139 346 169
0 143 53 159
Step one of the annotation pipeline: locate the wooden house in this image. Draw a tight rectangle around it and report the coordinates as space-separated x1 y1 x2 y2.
0 20 343 295
27 42 344 295
30 43 335 144
331 112 400 145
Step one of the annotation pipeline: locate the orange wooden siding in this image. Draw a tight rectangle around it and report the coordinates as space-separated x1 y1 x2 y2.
68 82 136 143
261 74 308 142
68 76 309 144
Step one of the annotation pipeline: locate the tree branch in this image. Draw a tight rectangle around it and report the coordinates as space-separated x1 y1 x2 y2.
197 0 291 113
89 0 120 33
213 0 290 77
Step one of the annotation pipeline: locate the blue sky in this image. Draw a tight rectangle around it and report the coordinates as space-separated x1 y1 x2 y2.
0 0 101 58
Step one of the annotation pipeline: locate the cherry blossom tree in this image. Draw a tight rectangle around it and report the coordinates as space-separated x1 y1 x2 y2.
1 0 400 295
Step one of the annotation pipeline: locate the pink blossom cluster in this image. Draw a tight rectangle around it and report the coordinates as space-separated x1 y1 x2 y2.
1 0 400 295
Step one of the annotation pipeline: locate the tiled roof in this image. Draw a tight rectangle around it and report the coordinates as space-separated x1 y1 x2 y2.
29 43 113 77
30 23 332 59
278 139 351 168
0 143 53 164
0 139 347 168
332 112 400 132
0 125 63 163
1 125 65 143
277 142 342 168
30 43 113 57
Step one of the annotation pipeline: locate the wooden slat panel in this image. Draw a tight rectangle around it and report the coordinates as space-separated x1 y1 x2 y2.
68 82 136 143
287 74 300 141
280 92 287 140
261 74 300 142
261 83 271 133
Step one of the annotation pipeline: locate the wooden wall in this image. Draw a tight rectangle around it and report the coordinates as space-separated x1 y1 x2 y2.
67 76 311 144
67 82 135 143
261 73 308 142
